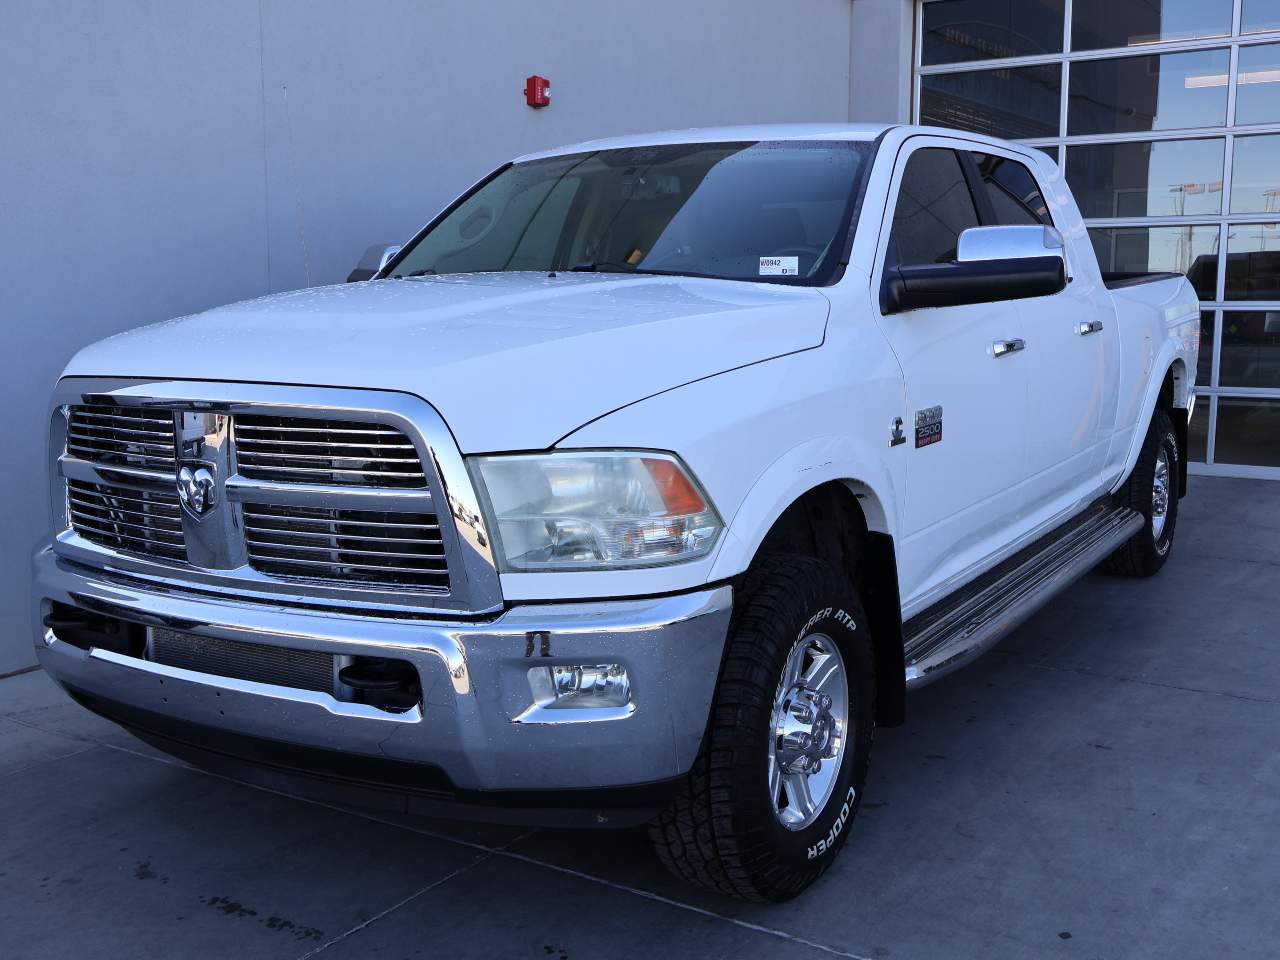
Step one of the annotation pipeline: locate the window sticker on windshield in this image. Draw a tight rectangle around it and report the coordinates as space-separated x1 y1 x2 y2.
759 256 799 277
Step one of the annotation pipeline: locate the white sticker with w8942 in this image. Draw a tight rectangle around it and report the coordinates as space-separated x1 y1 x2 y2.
759 256 799 276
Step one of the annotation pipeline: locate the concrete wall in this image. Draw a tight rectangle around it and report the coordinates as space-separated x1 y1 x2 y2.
850 0 916 124
1 0 912 673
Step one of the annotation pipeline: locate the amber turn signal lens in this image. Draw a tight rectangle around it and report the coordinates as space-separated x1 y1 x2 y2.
642 457 707 515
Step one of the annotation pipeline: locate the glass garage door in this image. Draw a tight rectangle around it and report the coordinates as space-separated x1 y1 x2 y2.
916 0 1280 478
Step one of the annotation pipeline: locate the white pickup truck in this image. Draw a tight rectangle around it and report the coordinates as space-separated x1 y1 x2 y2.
35 124 1200 901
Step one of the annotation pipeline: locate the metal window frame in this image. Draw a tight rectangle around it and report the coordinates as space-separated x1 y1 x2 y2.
915 0 1280 479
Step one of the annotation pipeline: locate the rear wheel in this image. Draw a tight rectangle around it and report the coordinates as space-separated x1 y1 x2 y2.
649 554 875 901
1104 408 1180 577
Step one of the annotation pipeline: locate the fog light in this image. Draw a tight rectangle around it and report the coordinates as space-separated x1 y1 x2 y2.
529 663 631 709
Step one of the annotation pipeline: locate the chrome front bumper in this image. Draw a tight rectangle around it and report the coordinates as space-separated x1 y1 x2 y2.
32 548 731 799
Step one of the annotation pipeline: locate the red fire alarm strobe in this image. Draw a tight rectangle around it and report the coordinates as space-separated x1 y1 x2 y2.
524 75 551 108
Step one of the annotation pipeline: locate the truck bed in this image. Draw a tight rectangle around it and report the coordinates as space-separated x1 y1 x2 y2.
1102 271 1185 290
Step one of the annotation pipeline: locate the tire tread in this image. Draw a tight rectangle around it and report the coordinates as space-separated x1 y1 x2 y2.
649 554 874 901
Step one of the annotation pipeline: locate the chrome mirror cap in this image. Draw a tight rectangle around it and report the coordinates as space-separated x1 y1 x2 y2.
957 225 1063 263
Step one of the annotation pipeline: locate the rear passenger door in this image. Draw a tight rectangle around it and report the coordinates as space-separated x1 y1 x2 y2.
873 142 1031 610
969 149 1115 517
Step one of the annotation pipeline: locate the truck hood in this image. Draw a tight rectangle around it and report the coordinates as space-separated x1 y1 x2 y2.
65 272 830 451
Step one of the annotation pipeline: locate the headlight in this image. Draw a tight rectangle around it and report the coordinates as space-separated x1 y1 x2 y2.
469 451 722 572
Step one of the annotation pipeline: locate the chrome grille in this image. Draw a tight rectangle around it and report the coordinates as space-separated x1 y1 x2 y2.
51 381 491 614
242 503 449 590
233 415 426 487
67 405 176 471
67 479 187 562
149 628 335 693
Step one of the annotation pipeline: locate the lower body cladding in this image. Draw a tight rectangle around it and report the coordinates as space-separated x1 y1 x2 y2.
31 548 733 827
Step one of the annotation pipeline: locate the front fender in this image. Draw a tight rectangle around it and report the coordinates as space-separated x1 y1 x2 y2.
708 435 900 582
556 339 906 594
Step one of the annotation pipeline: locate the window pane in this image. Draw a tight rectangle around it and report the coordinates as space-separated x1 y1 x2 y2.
1068 49 1230 135
1065 139 1224 218
1071 0 1231 51
1220 310 1280 388
1234 44 1280 126
970 152 1054 225
1230 135 1280 213
1031 145 1061 167
920 65 1061 139
1188 396 1209 462
1225 223 1280 300
1242 0 1280 34
889 149 981 267
1088 225 1220 297
922 0 1065 65
1214 398 1280 466
388 142 871 284
1198 310 1216 386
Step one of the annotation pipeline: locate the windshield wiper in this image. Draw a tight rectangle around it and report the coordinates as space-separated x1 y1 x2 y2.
567 261 684 276
568 260 639 273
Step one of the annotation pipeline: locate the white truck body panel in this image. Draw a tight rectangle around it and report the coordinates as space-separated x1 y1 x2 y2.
66 272 830 455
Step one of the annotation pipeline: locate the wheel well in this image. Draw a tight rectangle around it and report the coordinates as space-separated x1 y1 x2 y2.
1158 362 1190 498
754 482 906 727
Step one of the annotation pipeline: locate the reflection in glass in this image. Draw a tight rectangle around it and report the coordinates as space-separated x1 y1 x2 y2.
1242 0 1280 34
1234 44 1280 125
1225 223 1280 300
1065 139 1224 218
1198 311 1216 387
1068 49 1230 135
923 0 1065 65
1071 0 1231 51
1187 397 1209 462
1088 225 1221 297
1230 135 1280 214
1214 398 1280 466
971 152 1054 225
1221 311 1280 388
920 65 1061 140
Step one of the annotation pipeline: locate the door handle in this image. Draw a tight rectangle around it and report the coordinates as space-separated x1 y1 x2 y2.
992 338 1025 358
1076 320 1105 336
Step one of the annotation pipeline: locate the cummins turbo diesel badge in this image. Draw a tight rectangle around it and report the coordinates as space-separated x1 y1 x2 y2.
914 405 942 448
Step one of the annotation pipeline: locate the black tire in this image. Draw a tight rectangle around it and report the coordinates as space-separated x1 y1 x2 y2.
649 553 876 901
1104 408 1180 577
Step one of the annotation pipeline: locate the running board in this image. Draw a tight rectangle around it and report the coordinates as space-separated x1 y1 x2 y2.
903 505 1144 690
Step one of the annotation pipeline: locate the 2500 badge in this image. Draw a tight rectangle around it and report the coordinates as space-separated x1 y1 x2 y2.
914 405 943 448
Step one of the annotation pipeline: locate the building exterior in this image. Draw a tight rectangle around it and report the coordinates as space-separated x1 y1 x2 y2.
916 0 1280 478
2 0 1275 673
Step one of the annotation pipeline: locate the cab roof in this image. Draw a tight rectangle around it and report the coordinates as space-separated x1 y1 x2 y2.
513 123 898 163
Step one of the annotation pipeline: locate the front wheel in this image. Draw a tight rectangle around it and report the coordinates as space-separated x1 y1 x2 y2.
1104 408 1180 577
649 554 876 901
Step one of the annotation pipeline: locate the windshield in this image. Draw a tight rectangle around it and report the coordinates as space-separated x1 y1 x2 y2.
387 140 874 286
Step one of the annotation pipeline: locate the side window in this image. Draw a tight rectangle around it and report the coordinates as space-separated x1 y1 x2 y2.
888 148 981 267
971 152 1054 227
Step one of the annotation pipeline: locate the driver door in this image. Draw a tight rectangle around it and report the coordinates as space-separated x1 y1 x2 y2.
872 142 1032 610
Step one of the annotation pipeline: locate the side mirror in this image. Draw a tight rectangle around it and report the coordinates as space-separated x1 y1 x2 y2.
883 225 1066 314
346 244 402 283
957 224 1064 263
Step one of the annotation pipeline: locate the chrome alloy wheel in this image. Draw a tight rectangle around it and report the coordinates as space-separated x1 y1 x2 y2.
767 633 850 831
1151 447 1171 542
